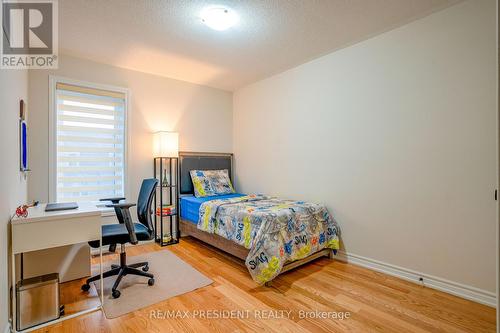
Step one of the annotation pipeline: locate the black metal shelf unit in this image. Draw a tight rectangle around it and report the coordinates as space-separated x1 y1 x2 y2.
153 157 179 246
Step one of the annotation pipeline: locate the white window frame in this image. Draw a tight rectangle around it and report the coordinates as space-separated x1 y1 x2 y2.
48 75 131 208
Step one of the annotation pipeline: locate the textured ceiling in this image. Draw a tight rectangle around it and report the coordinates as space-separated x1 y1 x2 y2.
59 0 461 91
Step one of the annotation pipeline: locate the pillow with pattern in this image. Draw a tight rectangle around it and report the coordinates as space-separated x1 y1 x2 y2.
190 169 235 197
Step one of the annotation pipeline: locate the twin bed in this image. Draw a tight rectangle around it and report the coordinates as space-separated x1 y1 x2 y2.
177 152 340 284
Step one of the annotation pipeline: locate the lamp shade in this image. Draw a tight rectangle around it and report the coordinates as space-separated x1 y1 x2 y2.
153 131 178 157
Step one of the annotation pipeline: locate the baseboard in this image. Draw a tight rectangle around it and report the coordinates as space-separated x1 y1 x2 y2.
334 250 496 307
4 322 11 333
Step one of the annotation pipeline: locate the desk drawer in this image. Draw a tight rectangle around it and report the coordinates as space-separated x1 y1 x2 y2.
101 214 118 225
12 215 101 254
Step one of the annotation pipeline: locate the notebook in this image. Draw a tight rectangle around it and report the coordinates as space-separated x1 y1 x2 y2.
45 202 79 212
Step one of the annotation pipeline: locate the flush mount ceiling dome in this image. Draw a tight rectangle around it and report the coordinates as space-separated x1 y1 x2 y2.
200 6 238 31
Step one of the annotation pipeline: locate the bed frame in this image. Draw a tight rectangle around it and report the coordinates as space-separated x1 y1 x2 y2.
178 151 333 284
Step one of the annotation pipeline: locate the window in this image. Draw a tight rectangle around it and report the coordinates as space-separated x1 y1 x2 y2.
50 78 128 203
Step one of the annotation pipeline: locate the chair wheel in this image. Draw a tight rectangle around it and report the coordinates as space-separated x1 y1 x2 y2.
81 284 90 292
148 278 155 286
142 265 149 272
112 289 121 298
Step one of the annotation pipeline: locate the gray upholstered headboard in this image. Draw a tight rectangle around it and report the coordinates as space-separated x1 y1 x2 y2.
179 152 233 195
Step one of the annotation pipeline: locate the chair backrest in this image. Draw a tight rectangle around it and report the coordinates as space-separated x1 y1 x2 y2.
137 178 158 234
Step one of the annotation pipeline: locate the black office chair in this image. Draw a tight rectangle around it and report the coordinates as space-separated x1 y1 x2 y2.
81 178 158 298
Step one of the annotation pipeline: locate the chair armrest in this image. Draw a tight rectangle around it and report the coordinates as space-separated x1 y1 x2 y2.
100 197 126 203
109 203 138 244
105 202 136 209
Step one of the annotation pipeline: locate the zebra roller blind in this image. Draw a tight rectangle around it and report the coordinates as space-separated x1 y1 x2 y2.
55 82 126 202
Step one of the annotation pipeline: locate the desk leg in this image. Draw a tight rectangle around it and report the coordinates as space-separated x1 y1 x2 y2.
99 241 104 306
11 252 16 333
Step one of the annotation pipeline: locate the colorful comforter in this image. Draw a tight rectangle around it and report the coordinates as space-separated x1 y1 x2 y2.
198 195 340 284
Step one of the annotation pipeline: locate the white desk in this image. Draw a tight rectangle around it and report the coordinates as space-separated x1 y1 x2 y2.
10 203 104 333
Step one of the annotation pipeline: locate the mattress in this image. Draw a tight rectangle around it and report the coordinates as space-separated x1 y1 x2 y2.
180 193 245 223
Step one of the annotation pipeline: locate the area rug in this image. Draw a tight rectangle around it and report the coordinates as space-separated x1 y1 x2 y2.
91 250 212 318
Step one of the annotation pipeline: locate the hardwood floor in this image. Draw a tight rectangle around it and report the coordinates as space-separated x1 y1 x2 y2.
33 237 496 333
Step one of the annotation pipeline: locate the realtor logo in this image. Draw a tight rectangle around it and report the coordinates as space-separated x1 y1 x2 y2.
1 0 58 69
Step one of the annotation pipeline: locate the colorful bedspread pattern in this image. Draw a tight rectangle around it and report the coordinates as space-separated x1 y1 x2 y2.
198 195 340 284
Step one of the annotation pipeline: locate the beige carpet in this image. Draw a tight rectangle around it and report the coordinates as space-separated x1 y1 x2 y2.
91 250 212 318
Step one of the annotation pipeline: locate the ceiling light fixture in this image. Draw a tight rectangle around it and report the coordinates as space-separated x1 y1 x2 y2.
200 6 238 31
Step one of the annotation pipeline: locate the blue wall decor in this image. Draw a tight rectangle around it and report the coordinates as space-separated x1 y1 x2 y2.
19 100 29 172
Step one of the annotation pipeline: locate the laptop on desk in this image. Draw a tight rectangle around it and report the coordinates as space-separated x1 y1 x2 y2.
45 202 79 212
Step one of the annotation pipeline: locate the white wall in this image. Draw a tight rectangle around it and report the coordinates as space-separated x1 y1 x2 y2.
28 54 233 203
0 70 29 332
233 0 497 295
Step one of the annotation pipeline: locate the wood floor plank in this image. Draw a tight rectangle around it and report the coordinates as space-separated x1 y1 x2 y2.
31 238 495 333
